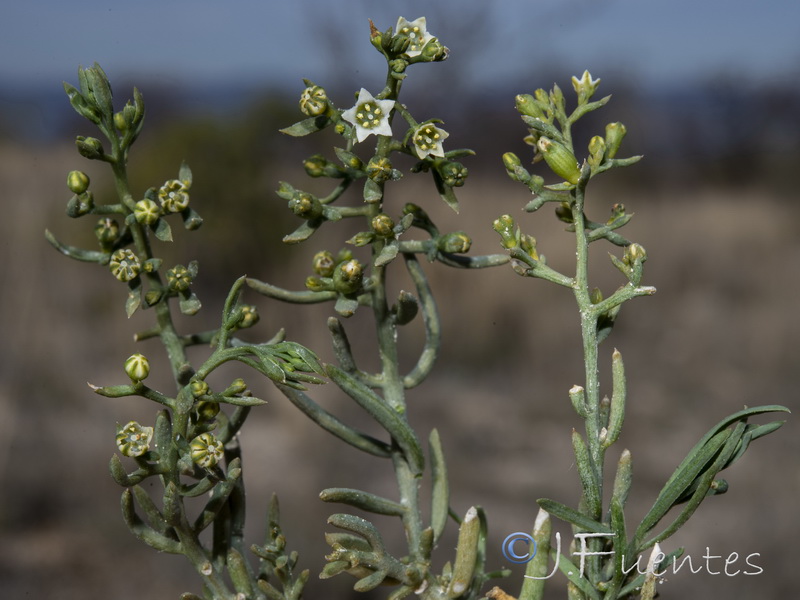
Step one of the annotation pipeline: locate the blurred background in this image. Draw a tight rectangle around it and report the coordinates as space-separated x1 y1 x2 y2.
2 1 799 598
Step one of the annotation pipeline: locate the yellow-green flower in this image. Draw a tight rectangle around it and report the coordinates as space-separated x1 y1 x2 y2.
411 123 449 159
395 17 433 57
116 421 153 457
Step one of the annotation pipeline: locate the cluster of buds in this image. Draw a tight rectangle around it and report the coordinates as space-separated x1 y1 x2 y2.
370 16 448 67
306 249 365 297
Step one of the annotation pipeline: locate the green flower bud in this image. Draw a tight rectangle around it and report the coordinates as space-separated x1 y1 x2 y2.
236 304 259 329
116 421 153 457
537 137 581 184
194 400 219 421
333 259 364 295
288 192 322 220
305 276 328 292
223 378 248 396
555 202 573 224
67 170 90 194
534 88 549 105
109 249 141 282
190 432 224 468
605 122 627 159
158 179 190 213
520 234 538 259
438 231 472 254
502 152 522 171
571 70 601 104
134 198 161 225
75 136 104 160
166 264 193 292
124 353 150 382
66 191 94 218
590 287 604 304
588 135 606 169
113 111 128 132
608 203 626 223
190 379 210 398
439 161 468 187
94 218 120 246
493 214 518 249
312 250 336 277
299 84 329 117
624 243 647 265
390 58 408 73
366 156 393 183
303 154 329 178
419 38 448 62
371 214 395 238
515 94 544 119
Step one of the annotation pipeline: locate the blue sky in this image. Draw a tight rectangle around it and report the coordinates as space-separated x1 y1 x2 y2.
3 0 799 92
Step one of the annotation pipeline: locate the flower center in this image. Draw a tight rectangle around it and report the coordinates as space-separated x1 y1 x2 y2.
414 125 441 152
355 101 384 130
400 25 425 53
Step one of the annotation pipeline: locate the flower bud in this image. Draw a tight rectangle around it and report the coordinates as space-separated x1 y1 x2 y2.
555 202 573 224
333 259 364 295
134 198 161 225
371 214 395 238
113 111 128 132
190 432 224 468
66 191 94 218
305 276 328 292
299 84 329 117
236 304 259 329
492 215 518 249
604 122 627 159
124 353 150 382
438 161 468 187
624 243 647 265
166 264 193 292
303 154 329 178
75 136 104 160
588 135 606 169
420 38 448 62
109 249 141 282
437 231 471 254
608 203 626 223
194 400 220 421
116 421 153 457
223 378 248 396
94 218 120 246
67 170 90 194
366 157 393 183
312 250 336 277
571 70 601 103
190 379 210 398
537 137 581 184
502 152 531 184
515 94 544 119
289 192 322 220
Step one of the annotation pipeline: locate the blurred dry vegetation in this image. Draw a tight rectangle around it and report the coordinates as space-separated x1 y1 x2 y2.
2 10 800 598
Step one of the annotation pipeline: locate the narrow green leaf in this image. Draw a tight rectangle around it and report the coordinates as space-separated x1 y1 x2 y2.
227 547 255 596
519 508 552 600
121 489 181 553
572 430 601 519
319 487 406 517
326 364 424 475
448 507 480 598
536 499 611 534
429 429 450 543
603 349 626 448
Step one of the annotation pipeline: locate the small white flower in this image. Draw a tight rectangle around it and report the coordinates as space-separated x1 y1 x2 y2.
395 17 434 57
410 122 449 159
341 88 395 143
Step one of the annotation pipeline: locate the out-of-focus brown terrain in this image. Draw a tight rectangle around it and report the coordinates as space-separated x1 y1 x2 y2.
1 77 799 600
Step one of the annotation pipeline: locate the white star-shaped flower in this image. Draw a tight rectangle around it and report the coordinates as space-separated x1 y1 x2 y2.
410 122 449 159
395 17 434 57
341 88 395 143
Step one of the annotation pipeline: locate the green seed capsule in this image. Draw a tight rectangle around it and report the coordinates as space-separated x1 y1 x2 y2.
537 137 581 184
